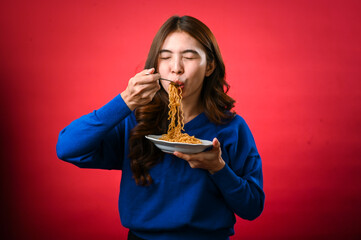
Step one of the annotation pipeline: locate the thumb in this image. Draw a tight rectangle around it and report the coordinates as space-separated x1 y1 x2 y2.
213 138 220 149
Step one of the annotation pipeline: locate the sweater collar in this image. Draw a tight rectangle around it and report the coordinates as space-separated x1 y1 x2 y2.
184 112 208 131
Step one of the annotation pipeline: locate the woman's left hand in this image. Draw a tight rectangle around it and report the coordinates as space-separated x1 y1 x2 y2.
173 138 225 174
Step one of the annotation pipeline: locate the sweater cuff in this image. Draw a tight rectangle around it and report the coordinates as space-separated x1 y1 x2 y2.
209 163 242 192
96 94 132 125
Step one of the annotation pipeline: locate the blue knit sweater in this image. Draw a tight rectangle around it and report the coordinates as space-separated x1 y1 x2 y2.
56 94 265 240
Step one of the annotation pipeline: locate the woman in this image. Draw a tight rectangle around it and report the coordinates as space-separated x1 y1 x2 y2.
56 15 265 240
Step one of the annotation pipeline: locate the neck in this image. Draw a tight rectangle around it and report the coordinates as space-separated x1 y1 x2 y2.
181 97 203 124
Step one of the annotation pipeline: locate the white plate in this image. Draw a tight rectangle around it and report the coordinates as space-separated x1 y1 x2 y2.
145 135 213 154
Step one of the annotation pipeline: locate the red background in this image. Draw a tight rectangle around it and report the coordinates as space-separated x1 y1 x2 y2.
1 0 361 239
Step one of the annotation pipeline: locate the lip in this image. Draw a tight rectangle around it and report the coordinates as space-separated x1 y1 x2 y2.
174 80 184 87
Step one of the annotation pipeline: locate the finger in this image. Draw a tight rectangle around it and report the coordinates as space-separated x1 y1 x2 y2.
141 85 161 99
213 138 220 149
174 151 209 163
174 152 200 169
133 68 155 80
136 79 161 93
187 160 198 169
137 68 154 76
146 68 155 74
136 73 161 85
173 151 192 161
212 138 222 157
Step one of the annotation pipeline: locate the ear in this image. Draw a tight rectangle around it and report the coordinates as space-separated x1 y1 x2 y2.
205 61 216 77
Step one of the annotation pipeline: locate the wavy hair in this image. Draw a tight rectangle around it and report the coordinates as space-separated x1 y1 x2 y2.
128 16 235 185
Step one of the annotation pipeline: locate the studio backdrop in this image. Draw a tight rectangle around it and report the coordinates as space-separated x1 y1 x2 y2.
1 0 361 239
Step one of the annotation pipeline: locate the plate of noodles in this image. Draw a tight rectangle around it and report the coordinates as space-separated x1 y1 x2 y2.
146 83 212 153
145 135 213 154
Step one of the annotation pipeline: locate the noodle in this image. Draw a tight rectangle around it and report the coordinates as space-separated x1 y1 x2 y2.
159 84 202 144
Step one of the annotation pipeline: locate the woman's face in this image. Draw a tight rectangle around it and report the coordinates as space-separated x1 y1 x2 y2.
157 31 212 102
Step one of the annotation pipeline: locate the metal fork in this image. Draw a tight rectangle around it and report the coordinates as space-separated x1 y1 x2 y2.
145 72 180 86
159 78 180 86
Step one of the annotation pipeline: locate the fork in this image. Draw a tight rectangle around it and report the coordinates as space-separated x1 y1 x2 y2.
145 72 180 86
159 78 180 86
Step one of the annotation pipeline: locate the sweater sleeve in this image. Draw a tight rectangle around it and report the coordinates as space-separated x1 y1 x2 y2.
210 119 265 220
56 94 132 170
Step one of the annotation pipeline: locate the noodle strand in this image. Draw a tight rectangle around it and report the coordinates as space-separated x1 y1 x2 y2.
159 84 202 144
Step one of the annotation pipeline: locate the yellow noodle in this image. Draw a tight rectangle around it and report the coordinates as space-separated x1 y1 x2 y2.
159 84 202 144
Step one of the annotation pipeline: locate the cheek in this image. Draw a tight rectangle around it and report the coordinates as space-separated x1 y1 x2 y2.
187 55 208 79
187 63 207 80
157 62 167 74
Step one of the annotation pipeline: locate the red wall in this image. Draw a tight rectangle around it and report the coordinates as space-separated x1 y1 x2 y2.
1 0 361 239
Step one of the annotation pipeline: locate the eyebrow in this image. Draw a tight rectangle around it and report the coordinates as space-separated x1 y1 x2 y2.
159 49 200 55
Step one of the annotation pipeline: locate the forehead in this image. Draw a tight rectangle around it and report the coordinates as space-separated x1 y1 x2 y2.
161 31 204 52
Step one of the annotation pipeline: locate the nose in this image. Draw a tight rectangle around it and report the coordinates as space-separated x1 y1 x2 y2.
171 56 184 75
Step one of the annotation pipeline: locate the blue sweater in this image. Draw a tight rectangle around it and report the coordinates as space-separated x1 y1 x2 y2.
56 94 265 240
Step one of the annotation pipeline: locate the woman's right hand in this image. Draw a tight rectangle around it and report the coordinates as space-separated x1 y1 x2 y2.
121 68 161 110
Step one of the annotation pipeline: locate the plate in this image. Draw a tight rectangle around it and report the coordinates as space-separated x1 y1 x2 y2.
145 135 213 154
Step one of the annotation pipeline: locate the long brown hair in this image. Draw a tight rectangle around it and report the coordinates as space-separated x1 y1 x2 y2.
128 16 235 185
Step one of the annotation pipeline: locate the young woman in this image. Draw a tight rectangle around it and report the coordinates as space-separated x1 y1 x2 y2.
56 15 265 240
